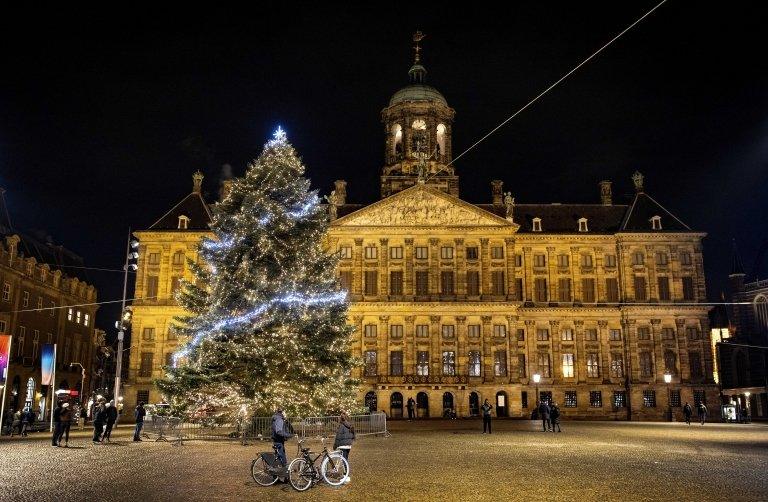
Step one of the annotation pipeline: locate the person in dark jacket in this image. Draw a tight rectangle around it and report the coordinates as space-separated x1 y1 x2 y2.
481 399 493 434
334 412 356 484
698 403 708 425
10 410 21 436
92 401 107 443
271 408 293 468
21 408 33 436
538 401 551 432
682 402 693 425
406 397 415 421
59 403 72 447
550 403 561 432
52 402 63 446
103 401 118 442
133 402 146 442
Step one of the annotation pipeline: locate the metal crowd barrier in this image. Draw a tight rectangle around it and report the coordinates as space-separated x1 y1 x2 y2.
142 415 184 445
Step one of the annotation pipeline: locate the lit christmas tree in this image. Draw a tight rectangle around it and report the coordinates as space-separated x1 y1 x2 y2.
157 128 359 419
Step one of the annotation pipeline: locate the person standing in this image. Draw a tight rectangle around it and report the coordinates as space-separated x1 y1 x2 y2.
550 403 561 433
133 402 146 442
92 401 107 443
52 402 63 447
682 402 692 425
2 408 13 435
103 401 118 442
698 402 708 426
271 407 293 470
21 408 33 436
538 401 551 432
59 403 72 447
481 399 493 434
406 397 415 421
11 409 21 436
334 412 356 484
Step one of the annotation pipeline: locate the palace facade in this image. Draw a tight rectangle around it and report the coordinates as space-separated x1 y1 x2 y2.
125 44 719 420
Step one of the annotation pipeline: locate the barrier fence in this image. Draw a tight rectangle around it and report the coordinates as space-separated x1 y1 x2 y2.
141 412 389 445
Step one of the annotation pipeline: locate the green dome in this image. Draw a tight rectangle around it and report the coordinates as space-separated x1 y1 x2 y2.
389 84 448 107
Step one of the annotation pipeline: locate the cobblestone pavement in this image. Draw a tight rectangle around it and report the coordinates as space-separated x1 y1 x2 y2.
0 420 766 502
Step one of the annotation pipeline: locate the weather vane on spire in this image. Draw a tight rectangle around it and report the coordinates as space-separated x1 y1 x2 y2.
413 30 426 64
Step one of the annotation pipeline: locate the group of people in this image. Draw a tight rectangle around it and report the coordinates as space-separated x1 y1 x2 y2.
270 407 355 485
536 401 562 432
90 398 119 444
4 408 38 436
682 402 709 425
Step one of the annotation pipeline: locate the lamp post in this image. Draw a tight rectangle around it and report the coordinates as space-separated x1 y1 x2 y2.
533 373 541 404
70 362 86 405
113 231 139 423
745 391 751 423
664 372 672 422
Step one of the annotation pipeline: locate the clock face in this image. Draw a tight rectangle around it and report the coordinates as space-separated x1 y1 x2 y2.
411 119 426 130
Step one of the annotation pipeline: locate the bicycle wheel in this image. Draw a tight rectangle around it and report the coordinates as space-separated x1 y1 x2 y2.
288 457 314 491
251 457 278 487
321 454 349 486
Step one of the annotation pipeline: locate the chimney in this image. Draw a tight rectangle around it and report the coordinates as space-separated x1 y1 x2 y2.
192 171 204 194
491 180 503 206
599 180 612 205
334 180 347 205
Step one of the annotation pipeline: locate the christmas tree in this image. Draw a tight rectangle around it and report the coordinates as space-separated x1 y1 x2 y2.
156 128 359 419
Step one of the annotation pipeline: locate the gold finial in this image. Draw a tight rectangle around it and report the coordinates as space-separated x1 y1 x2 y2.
413 30 426 64
192 170 204 193
632 171 644 192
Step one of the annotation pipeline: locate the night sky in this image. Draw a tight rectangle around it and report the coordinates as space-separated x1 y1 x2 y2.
1 3 767 334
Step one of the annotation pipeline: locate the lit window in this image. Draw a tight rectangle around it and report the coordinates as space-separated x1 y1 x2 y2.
442 351 456 376
177 215 190 229
491 246 504 259
67 308 74 321
417 351 429 376
586 353 600 378
537 353 550 377
76 311 82 324
562 354 575 378
364 324 377 337
414 247 428 260
411 118 427 130
389 246 403 259
416 324 429 338
22 291 29 308
650 215 662 230
590 391 602 407
493 324 507 337
441 325 455 339
614 391 627 408
643 390 656 408
632 251 645 266
494 351 508 376
536 328 549 341
467 324 481 338
610 354 624 377
338 246 352 259
578 217 588 232
468 351 481 377
580 254 593 267
2 283 10 302
557 254 569 267
561 328 574 341
364 351 377 376
564 391 577 407
585 328 598 341
390 324 403 338
532 218 542 232
364 246 378 259
440 247 454 259
604 254 617 267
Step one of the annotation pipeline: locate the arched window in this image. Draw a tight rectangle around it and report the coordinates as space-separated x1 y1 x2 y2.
754 295 768 334
416 392 429 418
495 391 508 417
364 391 377 414
578 217 588 232
391 124 403 160
436 123 446 158
390 392 403 419
442 392 454 415
469 392 480 416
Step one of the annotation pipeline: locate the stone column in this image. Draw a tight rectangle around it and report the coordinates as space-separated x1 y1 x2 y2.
378 315 390 378
574 320 585 383
522 246 533 302
524 320 536 380
675 318 688 382
622 318 637 382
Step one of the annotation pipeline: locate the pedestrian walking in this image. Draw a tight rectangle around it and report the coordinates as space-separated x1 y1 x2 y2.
406 397 415 421
59 403 72 447
3 408 14 435
538 401 551 432
21 408 34 436
133 402 146 441
271 407 294 472
683 402 692 425
92 401 107 443
550 403 562 433
103 401 118 442
698 403 708 425
11 409 21 436
52 402 63 446
333 412 355 484
481 399 493 434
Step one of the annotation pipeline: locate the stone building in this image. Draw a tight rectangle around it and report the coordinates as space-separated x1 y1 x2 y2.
0 189 98 421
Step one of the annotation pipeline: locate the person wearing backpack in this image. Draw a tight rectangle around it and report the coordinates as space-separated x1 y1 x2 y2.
271 407 294 470
334 412 356 484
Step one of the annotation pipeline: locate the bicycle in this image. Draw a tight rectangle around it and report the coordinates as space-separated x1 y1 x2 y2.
251 443 288 486
288 436 349 491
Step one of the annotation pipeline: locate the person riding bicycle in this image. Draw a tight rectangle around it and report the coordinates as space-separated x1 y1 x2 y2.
271 407 294 472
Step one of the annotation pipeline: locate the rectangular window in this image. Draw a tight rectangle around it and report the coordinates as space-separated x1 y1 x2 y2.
535 278 547 302
67 308 73 321
165 352 174 367
167 328 177 340
415 271 429 295
637 326 651 340
468 324 481 338
148 253 160 265
537 353 551 378
389 246 403 259
689 352 702 379
390 351 403 376
2 282 10 302
609 329 622 341
670 390 681 407
686 327 700 340
390 324 403 339
656 252 668 265
137 390 150 405
533 254 546 267
613 391 627 408
564 391 577 408
515 278 524 301
586 353 600 378
364 351 377 376
658 277 671 301
466 271 479 295
16 326 25 357
610 354 624 378
643 390 657 408
561 328 574 341
339 271 352 291
521 391 528 409
440 246 454 260
441 325 455 339
139 352 153 377
36 296 43 310
632 252 644 266
640 352 654 377
0 320 6 333
516 328 525 341
682 277 695 301
494 350 507 376
634 276 647 301
491 271 505 295
680 251 693 266
562 353 575 378
22 291 29 307
581 254 593 267
493 324 506 338
364 271 378 295
582 278 596 303
517 354 526 378
364 246 378 259
466 247 479 260
142 327 155 341
514 254 523 267
84 313 90 327
416 325 429 338
589 391 602 408
146 276 159 298
364 324 377 338
693 390 706 408
76 311 82 324
170 276 182 296
585 328 598 341
440 271 455 294
414 246 428 260
557 254 569 267
606 278 619 303
468 351 481 376
172 251 185 265
558 279 571 302
416 351 429 376
536 328 549 341
662 327 675 340
442 351 456 376
390 271 403 295
604 254 617 267
339 246 352 259
491 246 504 259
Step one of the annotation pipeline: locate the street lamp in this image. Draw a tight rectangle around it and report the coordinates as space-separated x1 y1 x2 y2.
664 372 672 422
533 373 541 404
113 231 139 423
70 362 86 405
